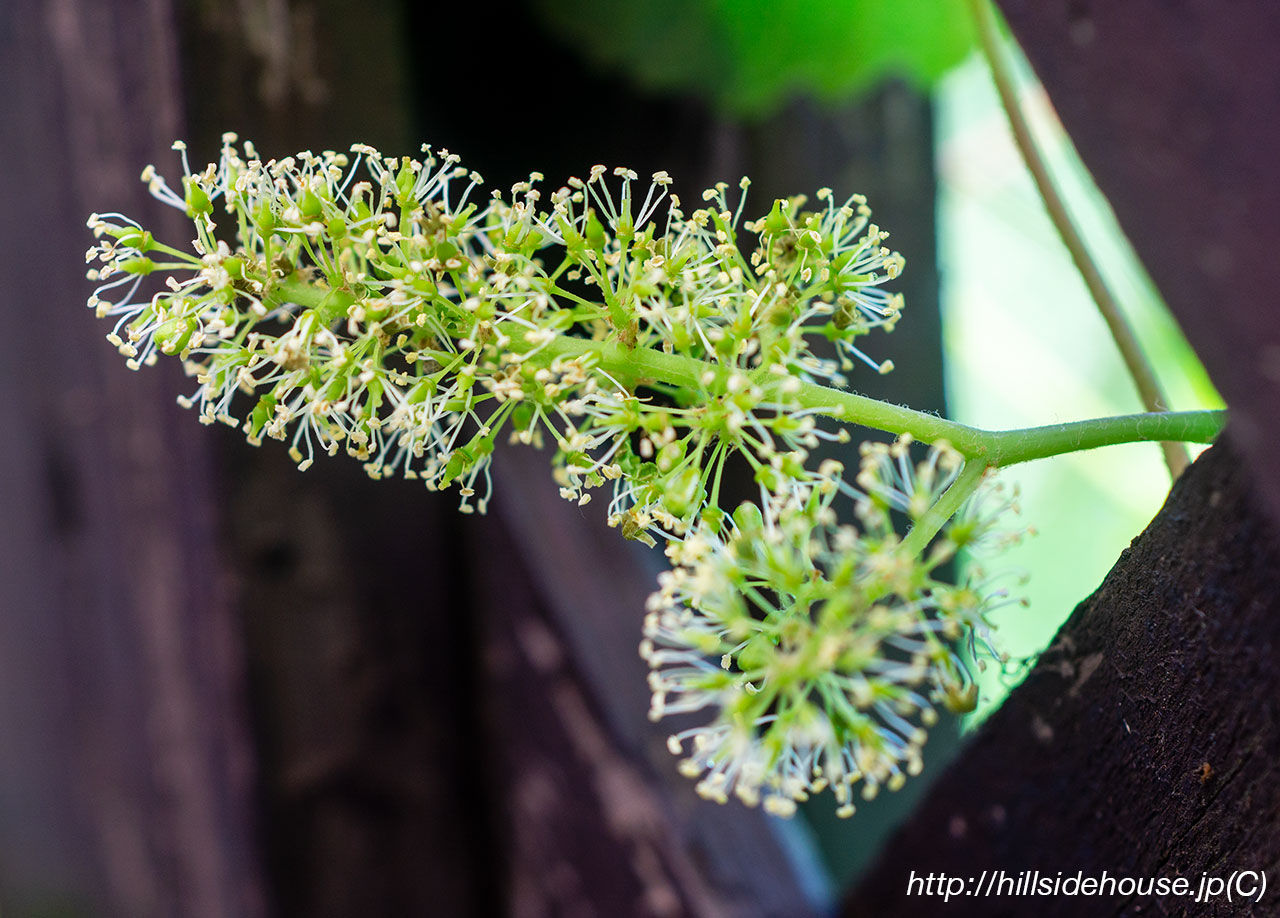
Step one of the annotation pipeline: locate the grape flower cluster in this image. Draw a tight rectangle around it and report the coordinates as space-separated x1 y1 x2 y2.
644 438 1020 816
85 137 1020 816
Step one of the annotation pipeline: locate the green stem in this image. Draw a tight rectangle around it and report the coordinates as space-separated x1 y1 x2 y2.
969 0 1190 478
899 460 989 559
275 275 355 323
532 336 1224 467
979 413 1221 466
275 275 329 309
272 277 1226 469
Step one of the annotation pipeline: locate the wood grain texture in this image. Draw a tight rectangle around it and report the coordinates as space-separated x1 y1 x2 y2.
0 1 264 914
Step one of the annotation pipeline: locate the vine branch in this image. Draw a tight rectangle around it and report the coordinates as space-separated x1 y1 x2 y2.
969 0 1191 478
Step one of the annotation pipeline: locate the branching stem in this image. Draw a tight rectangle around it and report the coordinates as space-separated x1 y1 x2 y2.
273 276 1225 469
532 334 1224 467
900 459 989 559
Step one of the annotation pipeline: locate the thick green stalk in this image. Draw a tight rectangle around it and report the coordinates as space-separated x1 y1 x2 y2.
274 275 335 312
978 413 1222 466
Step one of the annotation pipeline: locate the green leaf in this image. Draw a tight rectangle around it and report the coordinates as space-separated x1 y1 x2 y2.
533 0 975 117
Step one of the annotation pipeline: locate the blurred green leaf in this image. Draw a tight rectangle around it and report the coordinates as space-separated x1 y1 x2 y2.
533 0 975 116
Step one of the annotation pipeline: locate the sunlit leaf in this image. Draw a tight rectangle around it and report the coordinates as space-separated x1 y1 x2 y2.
534 0 975 116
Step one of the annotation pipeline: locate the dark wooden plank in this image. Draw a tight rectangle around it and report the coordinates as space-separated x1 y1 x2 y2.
0 0 265 914
176 2 489 914
469 505 751 916
490 448 827 916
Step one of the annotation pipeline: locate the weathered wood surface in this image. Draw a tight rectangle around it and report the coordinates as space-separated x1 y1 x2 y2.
0 1 264 914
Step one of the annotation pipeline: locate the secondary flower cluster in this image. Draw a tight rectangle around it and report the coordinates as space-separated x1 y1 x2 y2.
642 439 1018 817
86 138 1018 816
